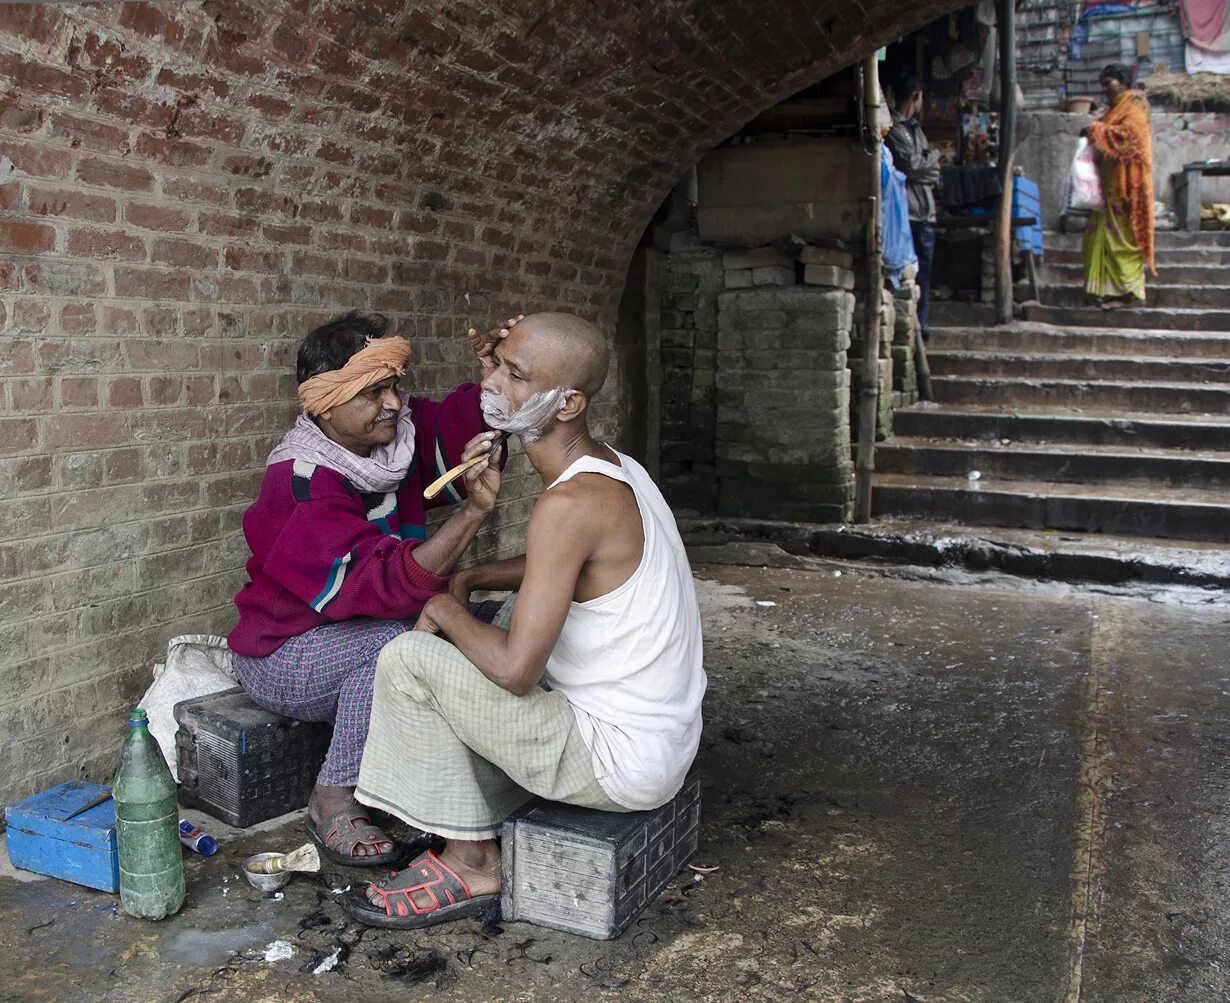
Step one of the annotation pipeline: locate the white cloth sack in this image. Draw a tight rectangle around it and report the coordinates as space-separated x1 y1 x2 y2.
1065 137 1104 212
138 634 235 781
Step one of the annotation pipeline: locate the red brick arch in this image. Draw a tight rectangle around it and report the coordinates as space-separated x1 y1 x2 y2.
0 0 965 800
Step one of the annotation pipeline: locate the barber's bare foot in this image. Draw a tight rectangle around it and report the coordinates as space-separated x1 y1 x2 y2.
308 783 394 857
364 839 501 908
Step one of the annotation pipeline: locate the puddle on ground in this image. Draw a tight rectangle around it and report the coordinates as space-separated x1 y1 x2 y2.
161 922 278 966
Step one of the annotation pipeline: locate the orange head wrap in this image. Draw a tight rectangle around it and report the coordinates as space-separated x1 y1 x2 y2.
297 336 413 415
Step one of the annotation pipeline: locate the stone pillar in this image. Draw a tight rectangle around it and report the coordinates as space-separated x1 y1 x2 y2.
658 233 722 512
715 287 855 522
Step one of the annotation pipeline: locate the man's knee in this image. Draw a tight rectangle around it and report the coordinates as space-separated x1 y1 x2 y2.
361 619 412 659
374 632 453 703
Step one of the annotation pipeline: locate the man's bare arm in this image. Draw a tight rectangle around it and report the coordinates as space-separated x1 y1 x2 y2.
449 555 527 605
416 490 595 694
409 431 502 577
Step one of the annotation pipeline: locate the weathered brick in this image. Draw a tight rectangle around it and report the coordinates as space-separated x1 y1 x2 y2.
161 177 231 206
75 157 156 192
124 202 193 232
114 266 192 301
60 303 97 335
0 53 88 102
67 227 145 260
43 413 130 449
59 376 99 408
151 237 215 269
134 133 214 168
106 376 143 408
0 219 57 254
224 247 284 273
27 186 117 223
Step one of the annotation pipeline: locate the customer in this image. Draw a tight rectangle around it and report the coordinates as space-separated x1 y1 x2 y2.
1083 63 1155 309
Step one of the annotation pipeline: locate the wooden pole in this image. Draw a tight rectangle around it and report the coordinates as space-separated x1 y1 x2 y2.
994 0 1017 325
854 54 884 525
914 326 934 400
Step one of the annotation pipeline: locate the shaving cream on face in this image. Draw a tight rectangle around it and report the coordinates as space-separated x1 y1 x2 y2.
480 387 574 443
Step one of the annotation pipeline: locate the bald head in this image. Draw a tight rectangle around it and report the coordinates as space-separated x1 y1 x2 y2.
515 312 609 399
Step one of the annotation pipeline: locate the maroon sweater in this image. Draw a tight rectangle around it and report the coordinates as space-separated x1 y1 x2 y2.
228 385 488 657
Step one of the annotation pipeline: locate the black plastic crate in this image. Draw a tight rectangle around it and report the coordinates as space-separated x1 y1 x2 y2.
499 767 701 939
174 687 332 828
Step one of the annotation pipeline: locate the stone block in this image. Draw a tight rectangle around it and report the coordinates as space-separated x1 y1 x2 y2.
668 231 703 253
803 264 854 289
724 268 753 290
722 247 794 270
752 265 794 287
848 357 894 440
719 287 855 330
718 349 847 373
799 246 854 269
714 368 846 394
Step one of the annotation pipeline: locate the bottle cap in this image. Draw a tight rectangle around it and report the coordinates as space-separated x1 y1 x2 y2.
129 707 149 726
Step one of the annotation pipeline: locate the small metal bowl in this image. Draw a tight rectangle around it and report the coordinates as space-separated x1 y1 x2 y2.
242 852 292 892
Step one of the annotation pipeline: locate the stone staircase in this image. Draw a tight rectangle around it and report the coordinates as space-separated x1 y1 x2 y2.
872 230 1230 543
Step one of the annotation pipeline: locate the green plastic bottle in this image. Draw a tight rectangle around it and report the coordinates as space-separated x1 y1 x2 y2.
113 707 184 920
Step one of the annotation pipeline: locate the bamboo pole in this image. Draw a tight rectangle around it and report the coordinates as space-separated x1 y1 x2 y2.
993 0 1018 325
914 326 934 400
854 55 884 525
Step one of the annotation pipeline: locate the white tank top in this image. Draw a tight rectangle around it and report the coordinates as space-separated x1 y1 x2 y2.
542 447 707 810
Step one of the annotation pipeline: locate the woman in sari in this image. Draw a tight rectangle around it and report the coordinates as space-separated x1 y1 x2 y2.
1083 63 1155 309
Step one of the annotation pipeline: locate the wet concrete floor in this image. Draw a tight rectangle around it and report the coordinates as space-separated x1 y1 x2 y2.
0 562 1227 1002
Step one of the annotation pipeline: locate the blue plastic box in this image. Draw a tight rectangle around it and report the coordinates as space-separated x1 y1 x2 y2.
4 780 119 892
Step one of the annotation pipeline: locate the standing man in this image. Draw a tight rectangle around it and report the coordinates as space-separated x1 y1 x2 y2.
885 73 941 342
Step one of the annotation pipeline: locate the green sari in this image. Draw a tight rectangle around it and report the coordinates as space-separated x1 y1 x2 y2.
1082 158 1145 301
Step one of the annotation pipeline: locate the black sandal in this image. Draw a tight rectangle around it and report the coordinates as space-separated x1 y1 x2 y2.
305 808 409 868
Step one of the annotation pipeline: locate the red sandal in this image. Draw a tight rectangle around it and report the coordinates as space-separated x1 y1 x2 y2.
341 850 500 929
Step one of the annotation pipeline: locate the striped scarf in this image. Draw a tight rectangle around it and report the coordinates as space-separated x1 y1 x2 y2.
266 408 416 493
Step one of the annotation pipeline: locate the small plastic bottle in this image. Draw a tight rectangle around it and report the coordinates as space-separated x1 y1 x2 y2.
114 707 185 919
179 820 218 856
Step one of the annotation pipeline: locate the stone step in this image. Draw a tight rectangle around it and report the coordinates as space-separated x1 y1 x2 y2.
930 300 995 327
1040 262 1229 286
927 350 1230 384
931 374 1230 413
1045 229 1230 251
1024 303 1230 331
870 473 1230 542
892 404 1230 451
680 516 1230 590
929 322 1230 359
1040 283 1230 310
1045 247 1230 266
875 438 1230 489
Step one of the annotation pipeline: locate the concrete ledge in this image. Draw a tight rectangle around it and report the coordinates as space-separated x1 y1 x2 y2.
677 514 1230 590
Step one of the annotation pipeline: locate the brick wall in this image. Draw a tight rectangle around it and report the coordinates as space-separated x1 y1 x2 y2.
0 0 965 802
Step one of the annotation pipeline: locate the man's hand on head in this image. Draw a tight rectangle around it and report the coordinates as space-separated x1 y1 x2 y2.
466 315 524 375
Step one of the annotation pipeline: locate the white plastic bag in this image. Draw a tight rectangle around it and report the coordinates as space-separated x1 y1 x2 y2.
138 634 235 780
1065 137 1103 212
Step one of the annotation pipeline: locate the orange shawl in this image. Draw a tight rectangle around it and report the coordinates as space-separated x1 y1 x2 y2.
1088 90 1155 273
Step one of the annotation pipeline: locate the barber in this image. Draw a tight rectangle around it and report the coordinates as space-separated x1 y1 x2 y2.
227 310 511 865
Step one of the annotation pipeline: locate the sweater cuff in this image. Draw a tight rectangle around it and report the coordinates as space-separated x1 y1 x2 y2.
402 548 451 593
